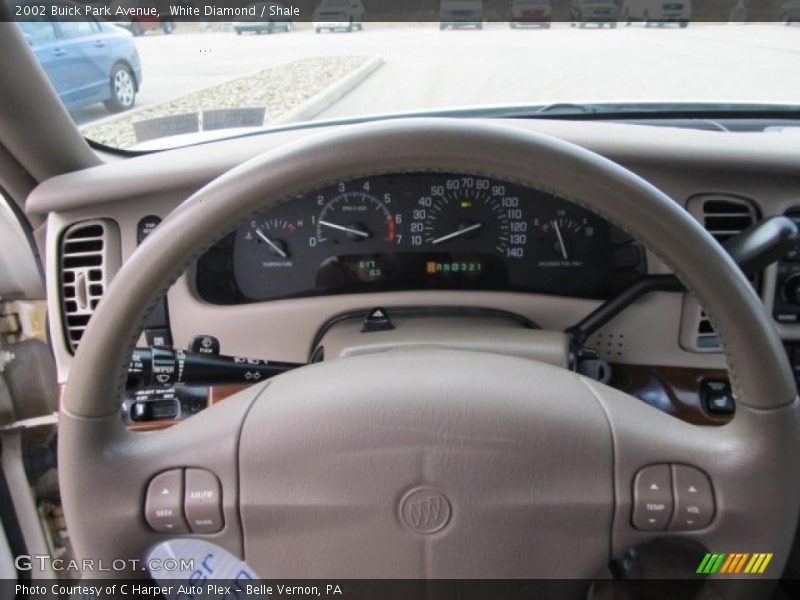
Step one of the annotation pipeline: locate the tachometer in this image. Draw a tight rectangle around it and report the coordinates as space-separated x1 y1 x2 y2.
314 188 396 246
409 176 527 259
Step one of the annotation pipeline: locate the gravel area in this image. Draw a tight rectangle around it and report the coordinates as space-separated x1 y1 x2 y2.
81 55 372 149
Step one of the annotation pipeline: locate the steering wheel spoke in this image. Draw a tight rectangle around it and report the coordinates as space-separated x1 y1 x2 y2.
58 383 267 576
583 379 800 571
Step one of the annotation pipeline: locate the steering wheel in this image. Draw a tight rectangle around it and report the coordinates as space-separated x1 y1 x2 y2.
60 120 800 584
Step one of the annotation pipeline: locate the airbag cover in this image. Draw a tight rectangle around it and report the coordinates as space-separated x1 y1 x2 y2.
239 349 613 578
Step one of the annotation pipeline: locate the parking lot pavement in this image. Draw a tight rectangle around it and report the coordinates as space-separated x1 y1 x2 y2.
72 23 800 127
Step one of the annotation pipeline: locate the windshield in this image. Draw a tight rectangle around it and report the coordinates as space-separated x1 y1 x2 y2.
12 0 799 151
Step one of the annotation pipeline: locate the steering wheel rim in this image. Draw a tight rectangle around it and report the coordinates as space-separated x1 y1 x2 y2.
60 119 800 583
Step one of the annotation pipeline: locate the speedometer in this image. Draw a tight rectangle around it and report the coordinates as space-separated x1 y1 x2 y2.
409 176 527 259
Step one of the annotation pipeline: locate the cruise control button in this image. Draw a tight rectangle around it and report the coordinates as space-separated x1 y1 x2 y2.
184 468 223 534
145 470 189 533
669 465 715 531
632 464 673 531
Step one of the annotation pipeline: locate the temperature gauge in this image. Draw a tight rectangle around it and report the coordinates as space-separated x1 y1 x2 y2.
244 218 304 264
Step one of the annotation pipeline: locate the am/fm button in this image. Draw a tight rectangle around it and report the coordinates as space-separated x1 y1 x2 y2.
184 468 223 534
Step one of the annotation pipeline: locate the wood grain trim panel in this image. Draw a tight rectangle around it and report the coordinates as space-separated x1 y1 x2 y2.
610 363 731 425
63 364 728 430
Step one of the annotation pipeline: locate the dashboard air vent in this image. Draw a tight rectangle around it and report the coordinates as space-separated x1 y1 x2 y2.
60 220 120 354
700 196 758 244
682 194 760 352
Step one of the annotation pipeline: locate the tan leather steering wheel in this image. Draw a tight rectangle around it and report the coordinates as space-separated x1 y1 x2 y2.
60 120 800 586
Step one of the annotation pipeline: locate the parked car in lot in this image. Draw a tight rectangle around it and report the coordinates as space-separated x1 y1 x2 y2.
234 2 294 34
622 0 691 26
113 0 175 36
779 0 800 23
313 0 365 32
440 0 485 29
570 0 619 26
17 16 142 113
510 0 553 27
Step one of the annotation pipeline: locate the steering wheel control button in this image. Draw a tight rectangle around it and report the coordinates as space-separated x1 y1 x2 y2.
145 470 189 534
399 487 452 534
184 469 223 534
190 335 220 355
632 465 673 531
701 380 735 415
362 307 395 332
669 465 715 531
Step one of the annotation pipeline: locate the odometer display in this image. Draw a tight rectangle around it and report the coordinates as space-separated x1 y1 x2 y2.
197 173 647 304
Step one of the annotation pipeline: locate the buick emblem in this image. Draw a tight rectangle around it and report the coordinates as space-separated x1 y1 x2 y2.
399 487 452 534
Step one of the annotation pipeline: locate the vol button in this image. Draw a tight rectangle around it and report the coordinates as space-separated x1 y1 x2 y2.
669 465 715 531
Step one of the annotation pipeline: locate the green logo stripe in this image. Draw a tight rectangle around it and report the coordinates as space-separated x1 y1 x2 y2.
697 554 712 574
697 553 726 574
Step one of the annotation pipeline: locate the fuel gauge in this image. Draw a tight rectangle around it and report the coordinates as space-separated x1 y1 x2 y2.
534 212 595 268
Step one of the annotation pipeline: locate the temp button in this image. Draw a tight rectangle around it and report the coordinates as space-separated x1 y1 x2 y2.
632 464 673 531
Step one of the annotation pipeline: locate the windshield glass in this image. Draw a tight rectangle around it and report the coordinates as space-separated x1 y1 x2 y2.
12 0 799 151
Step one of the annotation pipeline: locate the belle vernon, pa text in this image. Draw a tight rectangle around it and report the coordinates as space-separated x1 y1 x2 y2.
18 583 343 597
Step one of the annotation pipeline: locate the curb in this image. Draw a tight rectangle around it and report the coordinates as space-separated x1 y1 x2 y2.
77 65 269 132
270 55 384 125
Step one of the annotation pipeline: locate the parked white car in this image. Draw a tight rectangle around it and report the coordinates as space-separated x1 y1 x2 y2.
779 0 800 23
622 0 691 26
440 0 485 29
313 0 365 32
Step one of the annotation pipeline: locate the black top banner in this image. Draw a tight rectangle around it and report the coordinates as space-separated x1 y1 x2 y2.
3 0 797 24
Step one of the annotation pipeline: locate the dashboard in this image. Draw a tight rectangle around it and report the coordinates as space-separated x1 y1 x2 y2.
25 117 800 377
196 173 646 304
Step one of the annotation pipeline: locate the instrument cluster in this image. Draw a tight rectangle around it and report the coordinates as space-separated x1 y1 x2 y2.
196 173 646 303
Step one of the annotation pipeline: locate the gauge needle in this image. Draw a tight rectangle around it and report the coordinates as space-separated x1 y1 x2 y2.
552 220 569 260
430 222 483 245
255 228 288 258
318 220 370 239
